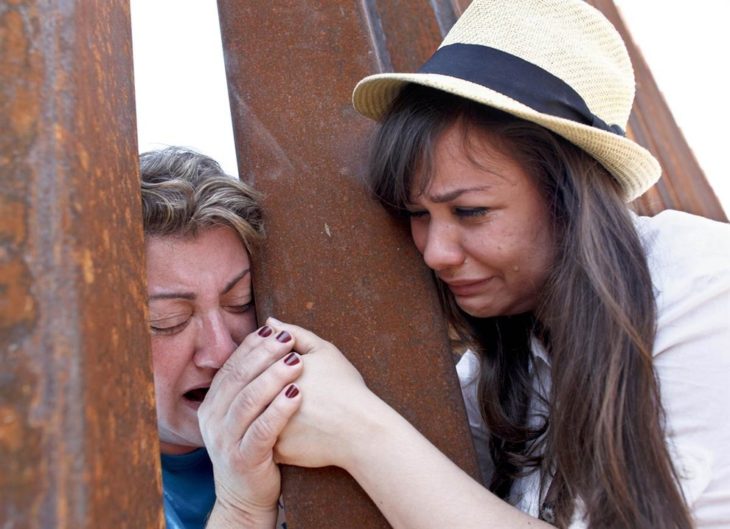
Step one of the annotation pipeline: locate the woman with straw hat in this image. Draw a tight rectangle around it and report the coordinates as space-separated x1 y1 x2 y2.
266 0 730 527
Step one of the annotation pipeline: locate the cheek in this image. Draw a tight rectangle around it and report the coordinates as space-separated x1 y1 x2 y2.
512 226 555 289
529 220 556 272
462 229 499 263
150 336 189 390
228 311 258 345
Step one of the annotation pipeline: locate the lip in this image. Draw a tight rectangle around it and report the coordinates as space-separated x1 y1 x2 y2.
181 383 211 410
442 277 492 296
182 398 203 411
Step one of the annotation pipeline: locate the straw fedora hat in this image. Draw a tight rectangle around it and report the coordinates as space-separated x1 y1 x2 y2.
352 0 661 201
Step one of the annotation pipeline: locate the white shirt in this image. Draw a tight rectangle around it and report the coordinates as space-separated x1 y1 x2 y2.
457 210 730 528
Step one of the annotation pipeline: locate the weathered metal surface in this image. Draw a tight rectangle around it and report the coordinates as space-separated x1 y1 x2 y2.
586 0 727 221
217 1 480 527
0 1 163 528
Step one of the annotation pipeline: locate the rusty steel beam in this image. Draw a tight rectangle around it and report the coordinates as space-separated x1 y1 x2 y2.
217 1 480 527
0 1 163 528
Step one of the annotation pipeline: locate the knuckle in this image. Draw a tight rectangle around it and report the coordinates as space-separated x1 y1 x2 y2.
263 337 293 358
248 416 277 445
219 361 252 386
235 387 262 415
238 332 256 349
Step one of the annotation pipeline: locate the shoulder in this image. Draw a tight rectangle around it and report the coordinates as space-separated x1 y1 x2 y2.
634 210 730 338
637 211 730 523
636 209 730 385
635 209 729 282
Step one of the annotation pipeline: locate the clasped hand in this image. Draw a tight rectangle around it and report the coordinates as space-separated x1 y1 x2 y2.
197 323 302 524
196 317 374 524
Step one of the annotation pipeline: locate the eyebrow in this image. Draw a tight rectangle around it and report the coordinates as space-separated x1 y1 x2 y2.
222 268 251 295
148 268 251 301
424 185 493 204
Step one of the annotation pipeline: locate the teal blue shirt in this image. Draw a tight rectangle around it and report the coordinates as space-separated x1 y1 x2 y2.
161 449 215 529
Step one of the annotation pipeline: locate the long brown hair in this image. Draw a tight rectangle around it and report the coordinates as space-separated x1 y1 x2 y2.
366 85 692 528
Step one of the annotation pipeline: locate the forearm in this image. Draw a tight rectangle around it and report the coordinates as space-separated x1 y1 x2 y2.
342 394 553 529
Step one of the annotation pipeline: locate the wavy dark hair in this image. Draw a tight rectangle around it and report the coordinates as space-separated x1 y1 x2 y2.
366 84 692 528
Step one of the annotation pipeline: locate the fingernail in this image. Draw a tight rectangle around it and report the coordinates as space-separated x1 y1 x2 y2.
268 316 283 326
284 352 300 366
285 384 299 398
257 325 273 337
276 330 291 343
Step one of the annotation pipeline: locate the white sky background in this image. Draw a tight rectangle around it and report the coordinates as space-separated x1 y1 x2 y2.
131 0 238 176
131 1 729 214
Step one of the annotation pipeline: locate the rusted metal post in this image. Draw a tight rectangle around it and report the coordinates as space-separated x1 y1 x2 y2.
0 1 163 528
217 1 480 527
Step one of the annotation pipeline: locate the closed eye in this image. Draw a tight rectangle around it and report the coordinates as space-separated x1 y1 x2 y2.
226 302 253 314
150 319 190 336
454 207 488 218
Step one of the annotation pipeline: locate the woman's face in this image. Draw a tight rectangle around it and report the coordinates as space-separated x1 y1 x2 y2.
407 123 555 318
146 226 257 454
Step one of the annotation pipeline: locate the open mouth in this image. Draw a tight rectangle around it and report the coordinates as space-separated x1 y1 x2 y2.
183 387 210 402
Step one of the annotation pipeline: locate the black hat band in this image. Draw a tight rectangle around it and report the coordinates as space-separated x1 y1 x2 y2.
419 43 625 136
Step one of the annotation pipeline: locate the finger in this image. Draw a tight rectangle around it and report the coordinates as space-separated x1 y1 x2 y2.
200 327 295 426
220 324 294 386
206 324 274 399
222 351 303 443
238 381 303 466
265 317 330 355
265 318 365 387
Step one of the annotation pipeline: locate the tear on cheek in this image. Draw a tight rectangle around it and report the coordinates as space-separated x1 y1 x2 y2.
183 387 209 402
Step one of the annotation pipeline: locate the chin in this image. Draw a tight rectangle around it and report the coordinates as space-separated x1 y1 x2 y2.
456 295 533 319
162 438 204 454
458 302 498 319
451 294 484 315
158 423 205 453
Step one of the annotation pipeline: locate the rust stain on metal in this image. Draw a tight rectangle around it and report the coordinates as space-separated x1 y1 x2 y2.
81 248 95 284
2 1 164 528
0 259 37 331
219 1 479 527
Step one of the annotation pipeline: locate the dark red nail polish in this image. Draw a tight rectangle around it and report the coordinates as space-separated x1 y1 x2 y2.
285 384 299 398
258 325 273 337
276 330 291 343
284 352 300 366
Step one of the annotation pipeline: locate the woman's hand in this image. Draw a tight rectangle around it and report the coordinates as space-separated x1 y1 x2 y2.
267 320 554 529
199 324 302 528
267 319 381 470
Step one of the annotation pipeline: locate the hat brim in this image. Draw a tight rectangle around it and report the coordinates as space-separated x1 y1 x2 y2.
352 72 660 202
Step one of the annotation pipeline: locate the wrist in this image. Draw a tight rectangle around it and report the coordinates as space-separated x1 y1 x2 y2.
206 498 278 529
334 391 403 475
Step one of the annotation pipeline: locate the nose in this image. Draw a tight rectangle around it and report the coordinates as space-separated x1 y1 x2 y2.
413 218 465 272
193 311 237 369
